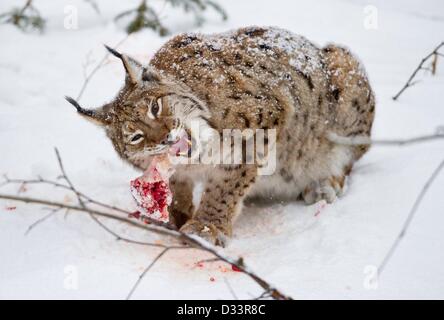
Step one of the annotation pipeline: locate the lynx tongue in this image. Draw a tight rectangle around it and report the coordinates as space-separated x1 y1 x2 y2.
168 131 190 157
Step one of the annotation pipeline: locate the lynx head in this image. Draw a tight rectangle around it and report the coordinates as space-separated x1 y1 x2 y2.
66 46 213 170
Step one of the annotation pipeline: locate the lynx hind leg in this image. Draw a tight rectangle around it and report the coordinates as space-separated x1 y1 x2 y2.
322 44 375 149
302 165 351 205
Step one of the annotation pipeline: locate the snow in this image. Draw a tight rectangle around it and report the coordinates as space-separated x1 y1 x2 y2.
1 0 444 299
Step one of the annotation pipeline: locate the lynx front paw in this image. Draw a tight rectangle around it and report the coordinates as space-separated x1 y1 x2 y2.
180 220 227 247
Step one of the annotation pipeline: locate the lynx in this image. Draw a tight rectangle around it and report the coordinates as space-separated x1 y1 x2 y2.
66 26 375 246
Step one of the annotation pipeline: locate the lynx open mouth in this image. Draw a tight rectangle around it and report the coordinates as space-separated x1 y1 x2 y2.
167 129 192 157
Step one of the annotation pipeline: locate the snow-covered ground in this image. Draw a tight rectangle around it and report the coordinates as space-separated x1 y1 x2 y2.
1 0 443 299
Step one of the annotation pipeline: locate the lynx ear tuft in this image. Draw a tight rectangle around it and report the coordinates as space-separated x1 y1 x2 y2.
104 45 122 59
65 96 94 117
104 44 143 85
65 96 109 126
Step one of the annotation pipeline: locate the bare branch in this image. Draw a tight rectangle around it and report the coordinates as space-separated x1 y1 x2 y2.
393 42 444 100
2 125 444 300
76 35 130 101
196 257 221 264
84 0 100 14
24 207 62 235
0 193 168 235
0 150 292 300
378 157 444 275
126 247 171 300
1 152 162 247
224 277 238 300
1 175 129 215
0 191 291 299
55 148 165 247
253 290 273 300
327 131 444 147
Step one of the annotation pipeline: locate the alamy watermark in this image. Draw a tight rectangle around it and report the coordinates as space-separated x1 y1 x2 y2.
363 265 379 290
363 5 378 30
63 264 79 290
168 120 277 176
64 5 78 30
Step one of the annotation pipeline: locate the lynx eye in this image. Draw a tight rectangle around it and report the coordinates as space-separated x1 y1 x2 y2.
129 132 144 145
148 98 163 119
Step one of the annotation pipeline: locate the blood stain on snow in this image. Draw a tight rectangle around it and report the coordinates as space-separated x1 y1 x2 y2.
231 265 242 272
5 206 17 211
314 201 327 217
129 211 141 219
63 195 73 204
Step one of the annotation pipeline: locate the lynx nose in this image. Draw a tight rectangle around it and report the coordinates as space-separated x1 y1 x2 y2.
160 133 176 146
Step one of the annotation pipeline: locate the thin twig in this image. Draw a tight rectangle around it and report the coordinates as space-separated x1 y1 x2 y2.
5 0 34 20
0 193 178 239
196 257 221 264
55 148 166 247
2 175 129 215
126 247 171 300
253 290 273 300
3 189 290 299
54 148 84 206
224 277 238 300
0 150 292 300
1 175 180 246
0 191 291 299
378 157 444 275
2 152 167 247
327 131 444 147
393 42 444 100
24 207 61 235
76 35 130 101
